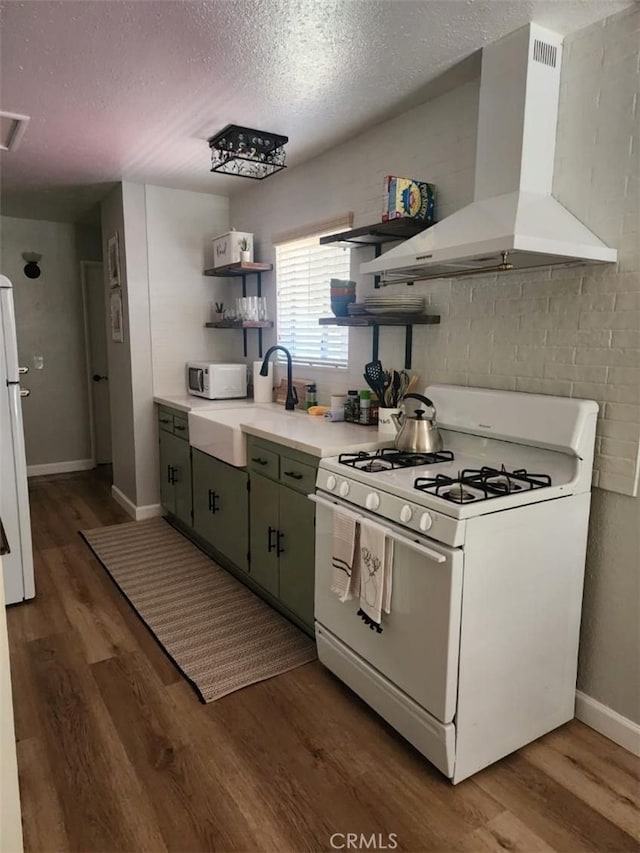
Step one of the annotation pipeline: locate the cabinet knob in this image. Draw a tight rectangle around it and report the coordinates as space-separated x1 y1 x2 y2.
284 470 303 481
276 530 285 556
252 457 268 466
267 525 276 552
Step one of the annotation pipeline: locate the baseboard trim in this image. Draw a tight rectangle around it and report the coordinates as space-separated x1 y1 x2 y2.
111 485 163 522
575 690 640 756
27 458 95 477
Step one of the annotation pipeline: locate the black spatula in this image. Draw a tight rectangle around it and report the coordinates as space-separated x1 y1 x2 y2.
364 360 385 399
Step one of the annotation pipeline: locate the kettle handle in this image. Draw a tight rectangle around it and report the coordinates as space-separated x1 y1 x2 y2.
402 393 435 410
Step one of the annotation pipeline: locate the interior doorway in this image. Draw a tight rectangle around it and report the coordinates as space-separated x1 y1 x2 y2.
81 261 112 467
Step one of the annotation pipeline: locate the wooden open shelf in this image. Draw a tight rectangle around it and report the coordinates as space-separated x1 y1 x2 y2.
203 262 273 277
205 320 273 329
319 313 440 370
202 262 273 357
319 218 432 248
319 314 440 327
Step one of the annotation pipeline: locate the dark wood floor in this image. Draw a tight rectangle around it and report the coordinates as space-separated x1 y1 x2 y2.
7 468 639 853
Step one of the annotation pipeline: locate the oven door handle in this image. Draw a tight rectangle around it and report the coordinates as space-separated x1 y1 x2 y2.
308 493 446 564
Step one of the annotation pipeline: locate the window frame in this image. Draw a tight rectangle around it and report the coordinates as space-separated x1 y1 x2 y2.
274 228 351 370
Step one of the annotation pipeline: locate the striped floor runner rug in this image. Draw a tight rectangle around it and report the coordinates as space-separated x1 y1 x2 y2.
80 517 317 702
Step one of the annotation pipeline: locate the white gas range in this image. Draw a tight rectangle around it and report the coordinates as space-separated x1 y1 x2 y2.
311 384 598 783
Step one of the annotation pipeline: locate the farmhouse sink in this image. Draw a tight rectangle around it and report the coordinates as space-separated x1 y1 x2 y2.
189 403 386 465
188 405 301 467
188 408 256 466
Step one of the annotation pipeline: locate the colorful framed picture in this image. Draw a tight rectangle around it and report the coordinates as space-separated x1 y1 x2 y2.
110 288 124 343
107 233 121 289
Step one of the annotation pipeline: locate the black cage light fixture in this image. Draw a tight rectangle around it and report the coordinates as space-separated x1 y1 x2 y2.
208 124 288 180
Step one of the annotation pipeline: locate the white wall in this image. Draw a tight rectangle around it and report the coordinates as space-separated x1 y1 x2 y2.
145 185 234 395
101 183 231 513
0 215 92 468
101 185 138 503
231 6 640 726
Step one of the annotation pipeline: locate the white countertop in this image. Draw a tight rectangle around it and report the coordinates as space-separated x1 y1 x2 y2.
240 409 386 458
157 394 388 460
154 394 257 413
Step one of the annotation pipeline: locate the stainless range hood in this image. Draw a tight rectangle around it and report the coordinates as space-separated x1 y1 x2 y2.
361 24 617 284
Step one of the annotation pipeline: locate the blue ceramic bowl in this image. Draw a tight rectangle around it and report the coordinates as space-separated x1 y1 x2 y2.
331 294 356 317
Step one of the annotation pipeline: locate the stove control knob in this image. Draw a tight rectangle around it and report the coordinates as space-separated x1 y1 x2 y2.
366 492 380 511
339 481 350 497
326 475 337 491
419 512 433 532
400 504 413 523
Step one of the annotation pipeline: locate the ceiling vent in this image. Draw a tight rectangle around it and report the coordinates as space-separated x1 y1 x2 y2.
0 112 30 152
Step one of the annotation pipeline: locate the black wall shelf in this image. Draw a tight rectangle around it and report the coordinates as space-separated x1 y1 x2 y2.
203 263 273 358
319 314 440 369
319 218 433 289
319 219 430 248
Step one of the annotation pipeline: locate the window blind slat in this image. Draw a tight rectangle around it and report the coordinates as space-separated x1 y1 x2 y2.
276 231 350 368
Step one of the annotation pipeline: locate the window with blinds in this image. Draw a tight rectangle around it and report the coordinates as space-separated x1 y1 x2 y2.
275 233 350 368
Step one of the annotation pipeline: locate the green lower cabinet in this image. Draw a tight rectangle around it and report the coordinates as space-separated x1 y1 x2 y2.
159 429 192 527
277 486 315 630
159 429 176 514
192 449 248 572
249 473 280 597
249 464 316 632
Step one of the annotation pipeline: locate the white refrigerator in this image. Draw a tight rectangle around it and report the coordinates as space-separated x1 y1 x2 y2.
0 274 35 605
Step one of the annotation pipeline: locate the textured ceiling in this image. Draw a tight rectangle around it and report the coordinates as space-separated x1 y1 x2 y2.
0 0 630 223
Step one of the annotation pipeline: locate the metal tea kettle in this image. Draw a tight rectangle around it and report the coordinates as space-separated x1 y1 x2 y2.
390 393 443 453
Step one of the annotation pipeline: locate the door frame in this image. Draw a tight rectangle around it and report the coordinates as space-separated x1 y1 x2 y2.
80 260 104 468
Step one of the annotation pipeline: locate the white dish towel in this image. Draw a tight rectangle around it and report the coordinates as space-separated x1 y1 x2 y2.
331 506 360 602
357 518 393 633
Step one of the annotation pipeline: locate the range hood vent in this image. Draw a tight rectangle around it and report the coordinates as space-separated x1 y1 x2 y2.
361 24 617 284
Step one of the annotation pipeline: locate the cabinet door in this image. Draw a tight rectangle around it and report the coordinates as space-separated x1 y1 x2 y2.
193 450 248 572
249 474 280 597
159 430 176 514
172 438 192 527
192 449 217 542
278 486 316 630
212 458 248 572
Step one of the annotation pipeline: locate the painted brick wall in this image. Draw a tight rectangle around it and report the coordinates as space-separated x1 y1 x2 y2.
360 7 639 498
233 4 639 498
231 6 640 723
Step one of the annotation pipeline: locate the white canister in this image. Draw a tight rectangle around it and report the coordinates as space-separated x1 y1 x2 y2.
378 407 401 435
253 360 273 403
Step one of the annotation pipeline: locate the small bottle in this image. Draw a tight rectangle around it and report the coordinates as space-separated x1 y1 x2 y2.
305 383 317 410
345 389 359 422
359 389 371 425
370 395 379 426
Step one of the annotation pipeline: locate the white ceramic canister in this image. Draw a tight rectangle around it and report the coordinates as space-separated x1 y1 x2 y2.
378 407 401 435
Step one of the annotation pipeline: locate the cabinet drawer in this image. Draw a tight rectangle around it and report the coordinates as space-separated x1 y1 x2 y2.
173 414 189 440
158 408 174 434
279 456 316 494
248 447 279 480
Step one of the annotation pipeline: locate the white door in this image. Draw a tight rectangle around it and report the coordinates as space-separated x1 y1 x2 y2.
83 262 112 465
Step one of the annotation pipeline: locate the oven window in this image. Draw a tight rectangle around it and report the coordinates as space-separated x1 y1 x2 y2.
189 367 203 392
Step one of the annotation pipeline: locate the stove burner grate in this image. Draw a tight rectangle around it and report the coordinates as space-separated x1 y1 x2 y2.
338 448 454 472
414 465 552 504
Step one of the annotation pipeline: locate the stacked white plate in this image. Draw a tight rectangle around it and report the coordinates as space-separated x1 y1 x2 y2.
363 294 425 315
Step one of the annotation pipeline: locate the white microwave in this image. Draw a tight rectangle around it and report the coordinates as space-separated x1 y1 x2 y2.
186 362 247 399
